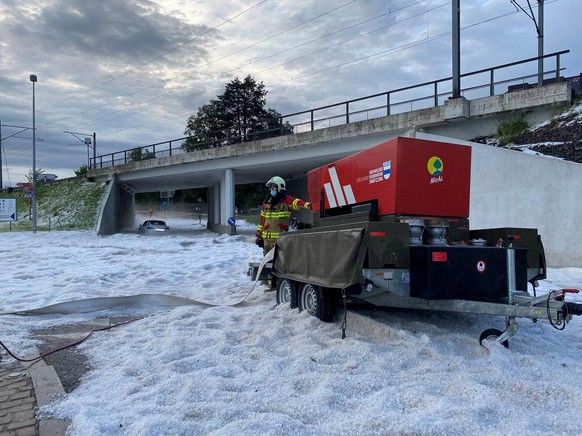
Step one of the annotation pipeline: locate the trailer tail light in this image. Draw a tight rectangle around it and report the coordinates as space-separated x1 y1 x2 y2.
432 252 448 262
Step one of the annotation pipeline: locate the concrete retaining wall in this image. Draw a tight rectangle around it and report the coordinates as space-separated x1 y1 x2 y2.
96 177 135 235
415 132 582 268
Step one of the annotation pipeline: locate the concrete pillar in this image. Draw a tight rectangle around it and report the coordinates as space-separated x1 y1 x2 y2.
213 182 220 225
205 186 214 227
221 168 235 226
206 175 237 235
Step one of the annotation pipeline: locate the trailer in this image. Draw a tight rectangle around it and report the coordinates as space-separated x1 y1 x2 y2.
259 137 582 346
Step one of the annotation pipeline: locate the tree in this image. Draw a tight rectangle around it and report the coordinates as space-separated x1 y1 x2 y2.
74 165 88 177
129 147 155 162
183 75 293 151
235 183 266 213
26 167 45 182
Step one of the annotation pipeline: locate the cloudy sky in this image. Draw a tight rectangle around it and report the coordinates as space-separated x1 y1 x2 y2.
1 0 580 185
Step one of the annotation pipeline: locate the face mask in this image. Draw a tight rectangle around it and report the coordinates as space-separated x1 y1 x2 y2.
270 189 277 197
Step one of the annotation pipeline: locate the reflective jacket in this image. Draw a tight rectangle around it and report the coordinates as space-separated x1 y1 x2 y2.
256 193 311 240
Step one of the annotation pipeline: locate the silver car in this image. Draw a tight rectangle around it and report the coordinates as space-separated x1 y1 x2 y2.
138 220 170 235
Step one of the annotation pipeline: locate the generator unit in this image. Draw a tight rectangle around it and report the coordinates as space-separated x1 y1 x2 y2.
261 137 580 346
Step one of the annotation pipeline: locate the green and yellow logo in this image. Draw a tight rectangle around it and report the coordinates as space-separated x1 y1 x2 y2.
427 156 443 176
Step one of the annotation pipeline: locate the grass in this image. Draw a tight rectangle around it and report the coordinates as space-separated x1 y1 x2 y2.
494 114 530 146
0 179 106 232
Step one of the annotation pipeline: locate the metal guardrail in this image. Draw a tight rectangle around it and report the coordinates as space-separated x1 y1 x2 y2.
90 50 569 170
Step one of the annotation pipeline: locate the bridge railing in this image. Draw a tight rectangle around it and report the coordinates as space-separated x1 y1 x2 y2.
90 50 569 170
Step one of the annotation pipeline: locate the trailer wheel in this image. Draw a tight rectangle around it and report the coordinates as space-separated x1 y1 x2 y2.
479 328 509 348
276 278 295 306
299 283 336 322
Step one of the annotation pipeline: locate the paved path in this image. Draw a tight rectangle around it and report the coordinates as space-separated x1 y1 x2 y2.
0 359 38 436
0 356 70 436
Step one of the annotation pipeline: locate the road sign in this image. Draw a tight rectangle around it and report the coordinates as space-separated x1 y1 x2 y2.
16 182 32 187
0 198 17 222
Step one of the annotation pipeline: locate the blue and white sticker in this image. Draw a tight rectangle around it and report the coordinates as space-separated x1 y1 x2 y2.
383 160 391 179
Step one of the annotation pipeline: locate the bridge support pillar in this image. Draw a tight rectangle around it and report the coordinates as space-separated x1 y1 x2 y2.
207 169 236 235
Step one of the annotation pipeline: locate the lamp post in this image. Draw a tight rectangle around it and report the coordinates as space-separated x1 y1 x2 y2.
30 74 37 233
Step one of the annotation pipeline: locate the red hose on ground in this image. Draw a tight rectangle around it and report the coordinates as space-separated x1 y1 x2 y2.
0 318 142 363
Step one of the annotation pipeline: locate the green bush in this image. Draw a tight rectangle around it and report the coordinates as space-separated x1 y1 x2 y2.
494 114 530 147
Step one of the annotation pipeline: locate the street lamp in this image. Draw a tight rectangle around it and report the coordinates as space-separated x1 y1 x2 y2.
30 74 37 233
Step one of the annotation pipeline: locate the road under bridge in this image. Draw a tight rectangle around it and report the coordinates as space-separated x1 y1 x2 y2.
88 82 572 237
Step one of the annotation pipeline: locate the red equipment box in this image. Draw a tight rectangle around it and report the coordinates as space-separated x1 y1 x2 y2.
308 137 471 218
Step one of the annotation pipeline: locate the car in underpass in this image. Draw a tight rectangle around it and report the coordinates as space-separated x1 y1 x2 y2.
138 220 170 235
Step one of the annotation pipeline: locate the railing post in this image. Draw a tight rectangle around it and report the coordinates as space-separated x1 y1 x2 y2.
490 70 495 96
434 82 438 106
169 141 172 156
310 110 314 131
556 53 561 81
345 102 350 124
387 93 390 116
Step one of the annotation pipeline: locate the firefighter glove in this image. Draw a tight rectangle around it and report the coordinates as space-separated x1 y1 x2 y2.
255 236 264 248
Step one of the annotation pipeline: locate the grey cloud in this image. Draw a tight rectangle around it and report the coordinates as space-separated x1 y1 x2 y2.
5 0 215 64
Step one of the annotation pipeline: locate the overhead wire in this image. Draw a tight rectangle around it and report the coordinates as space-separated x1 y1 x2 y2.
61 1 441 136
42 0 354 137
51 0 394 135
33 0 561 145
36 0 269 117
96 3 535 138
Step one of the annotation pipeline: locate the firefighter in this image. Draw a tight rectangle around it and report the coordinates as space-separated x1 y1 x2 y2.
255 176 311 256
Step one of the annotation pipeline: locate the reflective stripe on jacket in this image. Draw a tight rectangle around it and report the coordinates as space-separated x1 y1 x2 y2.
256 194 310 240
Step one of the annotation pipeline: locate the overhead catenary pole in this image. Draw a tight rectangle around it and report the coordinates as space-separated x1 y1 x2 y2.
93 132 97 169
0 123 35 190
30 74 38 233
537 0 544 87
0 121 2 190
511 0 544 86
452 0 461 98
64 130 96 169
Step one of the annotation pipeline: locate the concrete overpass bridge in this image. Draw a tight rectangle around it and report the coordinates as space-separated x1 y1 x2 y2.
87 51 574 237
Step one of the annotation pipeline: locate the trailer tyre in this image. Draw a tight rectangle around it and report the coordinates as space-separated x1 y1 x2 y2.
299 283 336 322
276 278 296 306
479 328 509 348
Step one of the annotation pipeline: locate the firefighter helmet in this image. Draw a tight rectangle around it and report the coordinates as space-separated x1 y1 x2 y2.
266 176 285 191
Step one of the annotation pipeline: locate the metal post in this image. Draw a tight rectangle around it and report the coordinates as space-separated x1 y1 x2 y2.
345 102 350 124
0 121 3 190
537 0 544 87
452 0 461 98
93 132 97 169
490 70 495 96
30 75 38 233
506 238 516 305
85 138 90 168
